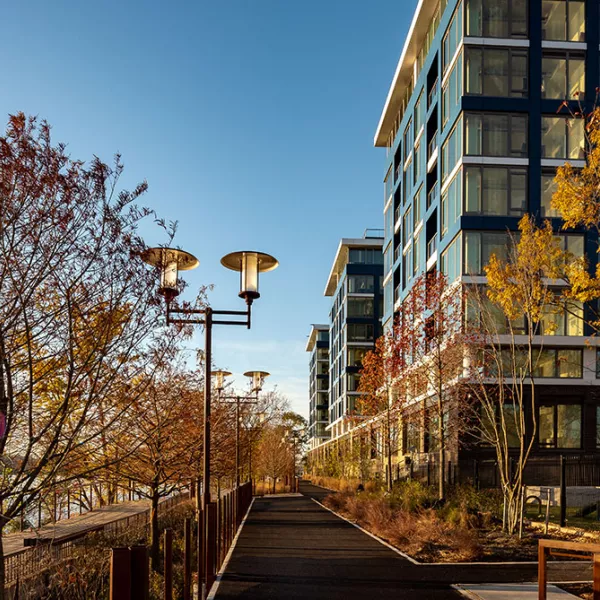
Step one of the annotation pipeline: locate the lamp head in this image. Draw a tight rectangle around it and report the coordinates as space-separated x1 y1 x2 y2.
213 370 232 394
141 247 199 301
221 251 278 305
244 370 270 393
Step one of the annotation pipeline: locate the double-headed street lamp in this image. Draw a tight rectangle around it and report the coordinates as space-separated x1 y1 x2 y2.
214 370 269 487
141 247 278 513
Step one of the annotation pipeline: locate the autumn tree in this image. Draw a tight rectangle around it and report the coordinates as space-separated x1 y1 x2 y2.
464 216 569 534
0 114 185 595
357 330 406 492
116 363 203 571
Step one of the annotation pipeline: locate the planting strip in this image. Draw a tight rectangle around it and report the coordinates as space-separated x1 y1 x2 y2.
310 497 587 568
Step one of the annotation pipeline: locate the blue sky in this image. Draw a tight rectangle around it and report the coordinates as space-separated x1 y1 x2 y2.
1 0 416 416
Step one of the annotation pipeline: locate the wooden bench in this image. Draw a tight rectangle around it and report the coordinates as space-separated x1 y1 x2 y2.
539 539 600 600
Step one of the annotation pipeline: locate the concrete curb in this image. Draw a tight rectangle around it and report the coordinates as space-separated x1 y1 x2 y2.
207 498 255 600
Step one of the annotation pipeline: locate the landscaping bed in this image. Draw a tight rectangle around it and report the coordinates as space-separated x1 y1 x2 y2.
320 480 600 564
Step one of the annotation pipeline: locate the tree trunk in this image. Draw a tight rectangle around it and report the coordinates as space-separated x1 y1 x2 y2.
150 491 160 572
386 408 393 493
437 395 445 501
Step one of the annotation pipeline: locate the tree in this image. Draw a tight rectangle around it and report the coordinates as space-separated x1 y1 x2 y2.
464 216 564 534
357 331 406 491
116 364 203 571
0 114 183 595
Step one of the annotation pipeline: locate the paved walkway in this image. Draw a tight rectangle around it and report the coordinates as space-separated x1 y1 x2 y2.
213 482 592 600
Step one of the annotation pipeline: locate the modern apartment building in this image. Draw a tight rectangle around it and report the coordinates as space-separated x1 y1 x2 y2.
306 324 330 450
375 0 600 461
324 231 384 439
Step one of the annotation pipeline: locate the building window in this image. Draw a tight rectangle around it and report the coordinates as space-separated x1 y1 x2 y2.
533 348 583 378
541 116 585 160
413 232 421 276
414 141 422 185
443 1 464 74
347 323 374 342
402 207 413 248
384 167 393 202
442 52 463 128
348 347 369 368
464 231 513 275
442 115 463 181
539 299 584 336
348 297 375 318
349 248 383 265
465 112 528 158
556 234 585 259
414 185 423 230
465 166 527 216
384 243 393 275
348 275 375 294
404 119 413 162
404 158 413 203
415 91 424 135
539 403 582 448
542 52 585 100
317 347 328 360
466 0 528 38
541 0 585 42
465 47 528 98
541 171 561 217
596 406 600 447
441 233 462 283
442 170 462 237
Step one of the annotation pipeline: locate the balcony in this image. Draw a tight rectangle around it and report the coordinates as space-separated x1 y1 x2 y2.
427 236 438 260
427 134 438 173
427 182 439 209
428 78 439 109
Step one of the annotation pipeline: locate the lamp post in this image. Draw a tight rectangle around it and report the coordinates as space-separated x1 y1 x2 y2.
214 370 269 488
141 247 278 593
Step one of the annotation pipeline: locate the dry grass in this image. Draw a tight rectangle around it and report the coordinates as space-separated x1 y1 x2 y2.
323 491 482 562
254 480 293 495
307 476 379 493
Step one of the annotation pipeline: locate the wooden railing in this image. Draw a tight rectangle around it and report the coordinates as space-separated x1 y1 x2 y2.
539 539 600 600
5 491 190 587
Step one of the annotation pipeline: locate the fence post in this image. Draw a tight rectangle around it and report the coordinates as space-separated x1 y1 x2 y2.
560 455 567 528
130 545 149 600
184 518 191 600
109 548 131 600
164 529 173 600
205 503 217 593
197 507 204 597
216 498 221 570
593 553 600 600
538 543 547 600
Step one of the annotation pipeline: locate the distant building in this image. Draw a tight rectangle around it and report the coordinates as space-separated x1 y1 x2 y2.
306 324 330 450
324 230 384 439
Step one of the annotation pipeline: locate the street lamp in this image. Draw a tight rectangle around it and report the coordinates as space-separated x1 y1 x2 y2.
215 371 269 488
141 246 278 593
243 370 270 394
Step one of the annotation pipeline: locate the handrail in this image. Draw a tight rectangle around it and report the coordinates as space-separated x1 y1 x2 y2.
5 491 191 587
539 539 600 600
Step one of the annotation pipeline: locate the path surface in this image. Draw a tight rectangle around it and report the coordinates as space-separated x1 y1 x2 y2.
214 482 592 600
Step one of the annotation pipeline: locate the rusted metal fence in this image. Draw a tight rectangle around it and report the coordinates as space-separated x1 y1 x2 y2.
107 482 253 600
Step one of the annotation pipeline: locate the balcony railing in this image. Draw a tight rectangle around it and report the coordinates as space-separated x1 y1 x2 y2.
394 284 401 303
428 78 439 108
427 236 438 260
427 182 439 209
428 134 438 160
395 204 400 225
394 244 400 262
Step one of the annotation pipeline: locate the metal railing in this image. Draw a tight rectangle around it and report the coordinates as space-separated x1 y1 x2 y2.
428 78 439 108
427 182 439 209
428 134 438 160
427 236 438 259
